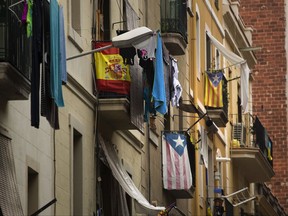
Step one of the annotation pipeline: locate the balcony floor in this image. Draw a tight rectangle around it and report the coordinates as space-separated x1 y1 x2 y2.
231 147 274 182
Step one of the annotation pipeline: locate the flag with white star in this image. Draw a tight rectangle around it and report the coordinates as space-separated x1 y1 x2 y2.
162 132 193 190
204 70 224 108
207 71 223 87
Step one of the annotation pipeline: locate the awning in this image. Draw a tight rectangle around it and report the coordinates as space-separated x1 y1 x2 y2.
207 32 250 113
99 135 165 214
0 133 24 216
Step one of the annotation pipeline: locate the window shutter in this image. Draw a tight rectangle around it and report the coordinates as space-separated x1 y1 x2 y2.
130 60 144 132
0 134 24 216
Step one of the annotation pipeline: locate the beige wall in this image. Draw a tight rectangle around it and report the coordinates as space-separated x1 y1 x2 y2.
3 100 54 215
56 0 97 215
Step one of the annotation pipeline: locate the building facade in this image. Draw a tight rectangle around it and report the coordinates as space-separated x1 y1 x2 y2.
0 0 286 215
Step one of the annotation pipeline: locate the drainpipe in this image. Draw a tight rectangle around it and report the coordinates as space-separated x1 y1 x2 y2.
144 122 151 203
189 3 201 216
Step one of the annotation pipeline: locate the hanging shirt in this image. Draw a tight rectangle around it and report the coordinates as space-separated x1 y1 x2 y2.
171 57 182 107
134 34 156 60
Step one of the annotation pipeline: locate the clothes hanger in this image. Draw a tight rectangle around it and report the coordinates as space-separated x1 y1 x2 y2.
8 0 25 22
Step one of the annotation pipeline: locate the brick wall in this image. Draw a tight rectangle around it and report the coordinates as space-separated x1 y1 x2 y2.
240 0 288 212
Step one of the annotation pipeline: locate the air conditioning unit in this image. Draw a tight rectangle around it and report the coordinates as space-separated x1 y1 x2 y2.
233 123 246 147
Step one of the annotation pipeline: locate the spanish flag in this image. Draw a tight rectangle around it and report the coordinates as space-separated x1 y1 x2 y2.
94 42 131 95
204 71 223 107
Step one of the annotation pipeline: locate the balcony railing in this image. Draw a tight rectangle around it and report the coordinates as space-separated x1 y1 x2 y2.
0 0 32 80
253 117 273 167
230 115 274 182
160 0 187 55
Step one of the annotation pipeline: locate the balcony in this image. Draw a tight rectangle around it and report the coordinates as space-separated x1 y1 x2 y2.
230 117 274 182
97 97 138 130
166 187 195 199
206 78 228 127
256 183 286 216
96 65 144 131
0 0 31 100
160 0 187 55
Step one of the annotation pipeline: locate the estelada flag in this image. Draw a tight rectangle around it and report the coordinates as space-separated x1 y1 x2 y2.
94 42 131 95
162 131 193 190
204 71 223 108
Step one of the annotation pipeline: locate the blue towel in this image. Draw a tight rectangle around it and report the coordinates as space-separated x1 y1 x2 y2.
152 33 167 115
59 6 67 84
50 0 64 107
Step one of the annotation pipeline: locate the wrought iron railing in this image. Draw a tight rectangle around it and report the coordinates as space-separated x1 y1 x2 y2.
232 115 273 167
0 0 32 80
252 117 273 167
160 0 187 43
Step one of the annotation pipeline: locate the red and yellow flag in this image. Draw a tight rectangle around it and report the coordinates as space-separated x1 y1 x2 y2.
204 72 223 107
94 42 131 95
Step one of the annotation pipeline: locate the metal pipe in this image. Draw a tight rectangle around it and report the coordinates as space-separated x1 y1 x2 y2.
66 44 113 61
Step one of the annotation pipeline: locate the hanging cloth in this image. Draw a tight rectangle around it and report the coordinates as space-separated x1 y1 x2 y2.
152 33 167 115
50 0 64 107
26 0 33 37
170 58 182 107
206 32 250 113
31 0 43 128
59 5 67 84
40 0 60 129
21 0 28 24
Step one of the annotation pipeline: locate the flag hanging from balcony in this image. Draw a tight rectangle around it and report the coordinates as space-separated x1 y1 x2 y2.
162 131 192 190
204 70 223 108
94 42 131 95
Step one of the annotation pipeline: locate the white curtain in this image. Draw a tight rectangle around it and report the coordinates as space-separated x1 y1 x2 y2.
125 0 138 30
207 32 250 113
200 126 208 168
99 135 165 214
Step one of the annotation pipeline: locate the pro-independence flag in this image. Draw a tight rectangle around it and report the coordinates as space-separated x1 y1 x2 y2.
204 70 223 107
162 132 192 190
94 42 131 95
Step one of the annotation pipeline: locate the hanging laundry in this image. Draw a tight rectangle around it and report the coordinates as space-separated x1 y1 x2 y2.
50 0 64 107
162 40 171 108
116 30 136 65
31 0 43 128
134 34 156 60
21 0 28 24
26 0 33 37
152 33 167 115
59 5 67 84
41 0 60 129
170 58 182 107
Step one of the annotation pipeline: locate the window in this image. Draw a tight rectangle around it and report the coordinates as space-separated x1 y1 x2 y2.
206 33 212 71
98 0 110 40
0 132 23 215
207 143 214 209
73 129 83 215
215 49 220 70
28 167 39 215
71 0 81 35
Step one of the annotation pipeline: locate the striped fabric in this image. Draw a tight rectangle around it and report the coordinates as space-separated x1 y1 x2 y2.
162 132 192 190
94 42 131 95
204 72 223 108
